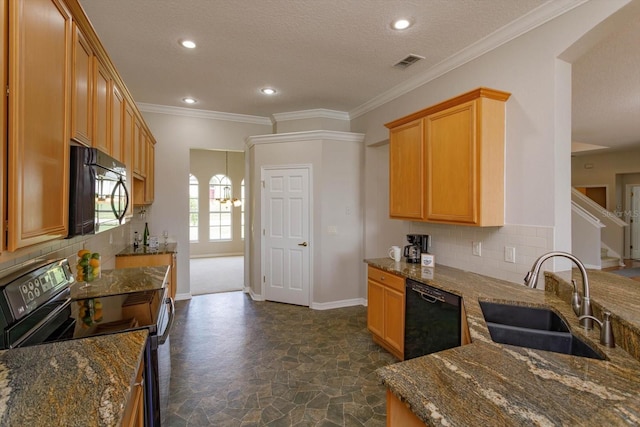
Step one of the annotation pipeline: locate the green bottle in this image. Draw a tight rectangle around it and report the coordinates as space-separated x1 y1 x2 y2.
143 222 149 246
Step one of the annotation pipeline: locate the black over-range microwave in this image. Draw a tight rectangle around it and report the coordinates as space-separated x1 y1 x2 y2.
68 146 129 237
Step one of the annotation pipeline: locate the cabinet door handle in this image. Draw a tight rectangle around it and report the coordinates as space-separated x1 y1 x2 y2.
298 242 308 247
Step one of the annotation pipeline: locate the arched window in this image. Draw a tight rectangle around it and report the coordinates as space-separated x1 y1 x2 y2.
209 174 232 240
189 174 199 242
241 179 245 239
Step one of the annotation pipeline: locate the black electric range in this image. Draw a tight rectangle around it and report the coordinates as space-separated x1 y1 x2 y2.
0 258 174 426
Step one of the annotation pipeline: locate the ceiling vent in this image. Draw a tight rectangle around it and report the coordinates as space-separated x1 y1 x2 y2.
393 54 425 69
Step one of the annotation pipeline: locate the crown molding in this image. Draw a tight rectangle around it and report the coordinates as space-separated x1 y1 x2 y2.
272 109 350 122
349 0 589 119
137 103 273 126
246 130 364 148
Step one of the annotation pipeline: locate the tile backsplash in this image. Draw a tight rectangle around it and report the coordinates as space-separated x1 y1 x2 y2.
0 223 133 278
409 222 555 287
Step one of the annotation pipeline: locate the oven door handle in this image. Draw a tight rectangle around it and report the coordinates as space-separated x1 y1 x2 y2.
413 288 445 304
10 297 72 349
159 297 175 345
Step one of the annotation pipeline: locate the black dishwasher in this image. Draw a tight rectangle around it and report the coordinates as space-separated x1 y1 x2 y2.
405 278 461 359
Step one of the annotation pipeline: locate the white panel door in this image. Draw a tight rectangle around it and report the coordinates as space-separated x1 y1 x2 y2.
263 167 310 306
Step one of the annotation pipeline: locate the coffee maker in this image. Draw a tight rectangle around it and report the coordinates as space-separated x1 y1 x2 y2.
403 234 430 263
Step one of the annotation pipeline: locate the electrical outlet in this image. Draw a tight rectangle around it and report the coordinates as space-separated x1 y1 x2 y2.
505 246 516 263
472 241 481 256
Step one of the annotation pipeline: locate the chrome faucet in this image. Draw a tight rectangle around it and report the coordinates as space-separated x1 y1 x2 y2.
524 251 593 329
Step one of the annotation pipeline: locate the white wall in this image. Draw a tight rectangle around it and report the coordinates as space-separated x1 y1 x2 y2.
140 111 272 298
351 0 629 285
247 131 364 307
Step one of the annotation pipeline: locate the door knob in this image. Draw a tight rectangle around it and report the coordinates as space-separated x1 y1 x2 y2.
298 242 308 247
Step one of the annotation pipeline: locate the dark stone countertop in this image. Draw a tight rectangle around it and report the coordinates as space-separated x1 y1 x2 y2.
116 243 178 257
367 259 640 426
70 265 169 300
0 330 148 426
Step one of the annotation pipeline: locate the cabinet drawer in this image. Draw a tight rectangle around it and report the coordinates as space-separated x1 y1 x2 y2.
367 266 405 293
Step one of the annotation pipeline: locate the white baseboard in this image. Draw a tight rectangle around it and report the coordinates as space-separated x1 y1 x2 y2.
175 292 192 301
310 298 366 310
243 290 366 310
248 288 265 301
189 253 244 259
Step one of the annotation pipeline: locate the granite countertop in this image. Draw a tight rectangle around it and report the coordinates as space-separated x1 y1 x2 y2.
70 265 169 300
367 258 640 426
116 243 178 257
0 330 148 426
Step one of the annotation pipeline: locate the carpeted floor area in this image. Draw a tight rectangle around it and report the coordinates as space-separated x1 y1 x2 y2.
190 256 244 295
609 267 640 278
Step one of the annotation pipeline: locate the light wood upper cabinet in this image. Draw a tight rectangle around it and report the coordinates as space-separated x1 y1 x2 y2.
425 101 477 223
7 0 72 250
123 100 135 218
133 135 155 206
385 87 510 226
0 0 6 254
133 117 144 177
71 23 93 146
389 119 424 220
145 140 155 204
110 82 124 161
93 57 111 155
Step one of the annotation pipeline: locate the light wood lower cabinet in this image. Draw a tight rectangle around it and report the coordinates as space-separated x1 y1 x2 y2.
367 266 404 360
121 355 145 427
386 390 425 427
116 252 177 300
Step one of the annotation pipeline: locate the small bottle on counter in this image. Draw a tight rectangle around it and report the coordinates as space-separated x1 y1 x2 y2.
133 231 140 249
143 222 150 246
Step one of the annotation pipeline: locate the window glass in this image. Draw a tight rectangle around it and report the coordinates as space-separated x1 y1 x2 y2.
189 174 199 242
209 174 232 240
241 179 245 239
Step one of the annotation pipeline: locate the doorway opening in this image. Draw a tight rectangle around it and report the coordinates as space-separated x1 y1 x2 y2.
575 186 607 209
189 149 245 295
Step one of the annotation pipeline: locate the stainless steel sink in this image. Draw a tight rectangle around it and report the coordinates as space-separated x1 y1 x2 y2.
479 301 604 360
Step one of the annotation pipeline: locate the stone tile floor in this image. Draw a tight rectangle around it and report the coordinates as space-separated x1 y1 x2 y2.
166 291 396 426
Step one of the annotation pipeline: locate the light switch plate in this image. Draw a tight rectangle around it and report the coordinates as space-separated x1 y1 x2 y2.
505 246 516 263
472 241 481 256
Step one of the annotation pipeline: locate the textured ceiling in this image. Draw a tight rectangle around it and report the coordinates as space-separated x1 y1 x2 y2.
572 4 640 152
78 0 640 152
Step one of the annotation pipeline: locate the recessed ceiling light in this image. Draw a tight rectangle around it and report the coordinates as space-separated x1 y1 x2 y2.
182 97 197 104
180 40 196 49
392 19 412 30
261 88 276 95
